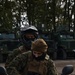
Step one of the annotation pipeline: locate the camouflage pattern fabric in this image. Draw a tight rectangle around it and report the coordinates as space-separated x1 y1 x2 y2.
5 45 30 68
6 51 58 75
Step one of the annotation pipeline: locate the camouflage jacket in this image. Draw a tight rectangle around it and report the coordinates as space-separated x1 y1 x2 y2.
6 51 58 75
5 45 30 68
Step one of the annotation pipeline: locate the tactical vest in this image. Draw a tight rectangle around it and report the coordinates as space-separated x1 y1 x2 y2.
21 52 49 75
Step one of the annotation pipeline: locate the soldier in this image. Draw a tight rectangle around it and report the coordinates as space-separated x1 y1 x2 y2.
5 25 39 68
6 39 58 75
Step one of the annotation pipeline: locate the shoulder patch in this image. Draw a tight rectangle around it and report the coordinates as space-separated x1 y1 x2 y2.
45 54 50 60
18 46 23 50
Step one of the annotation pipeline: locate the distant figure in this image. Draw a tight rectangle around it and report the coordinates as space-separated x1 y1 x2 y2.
51 30 67 60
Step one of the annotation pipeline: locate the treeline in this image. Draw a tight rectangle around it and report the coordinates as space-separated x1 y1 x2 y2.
0 0 75 34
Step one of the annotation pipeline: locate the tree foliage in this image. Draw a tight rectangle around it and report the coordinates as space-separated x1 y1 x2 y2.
0 0 75 33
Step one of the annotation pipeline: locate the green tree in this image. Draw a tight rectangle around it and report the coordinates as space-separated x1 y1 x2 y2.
0 0 75 34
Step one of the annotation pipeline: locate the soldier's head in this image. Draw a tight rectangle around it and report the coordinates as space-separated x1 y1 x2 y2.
20 25 39 49
31 39 48 60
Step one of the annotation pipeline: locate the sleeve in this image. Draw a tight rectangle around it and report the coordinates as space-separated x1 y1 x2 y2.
47 59 58 75
6 52 28 75
5 48 21 68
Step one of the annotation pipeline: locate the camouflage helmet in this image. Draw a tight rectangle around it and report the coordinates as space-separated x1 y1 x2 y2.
31 39 48 53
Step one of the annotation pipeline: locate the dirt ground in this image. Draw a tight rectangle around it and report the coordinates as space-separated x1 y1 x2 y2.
0 60 75 75
55 60 75 75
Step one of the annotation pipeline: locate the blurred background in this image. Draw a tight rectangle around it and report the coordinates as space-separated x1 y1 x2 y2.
0 0 75 63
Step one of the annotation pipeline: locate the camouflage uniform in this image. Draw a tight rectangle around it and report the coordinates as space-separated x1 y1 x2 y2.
5 26 38 68
5 45 30 68
6 51 58 75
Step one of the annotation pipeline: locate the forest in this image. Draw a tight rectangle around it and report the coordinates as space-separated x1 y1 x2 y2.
0 0 75 36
